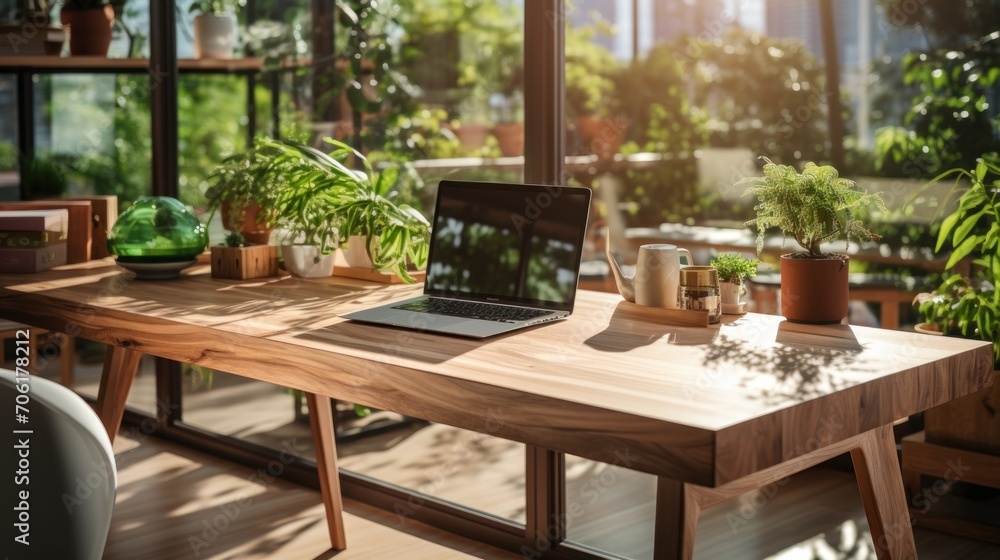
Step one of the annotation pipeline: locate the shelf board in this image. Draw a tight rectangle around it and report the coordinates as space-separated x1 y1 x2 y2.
0 56 263 73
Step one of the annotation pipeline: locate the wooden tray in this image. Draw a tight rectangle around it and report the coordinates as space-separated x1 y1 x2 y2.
616 300 711 327
332 265 426 284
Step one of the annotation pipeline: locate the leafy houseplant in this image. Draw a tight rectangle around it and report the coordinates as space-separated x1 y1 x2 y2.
911 156 1000 459
739 158 886 323
915 157 999 367
204 140 287 244
60 0 114 56
270 138 430 283
710 252 758 306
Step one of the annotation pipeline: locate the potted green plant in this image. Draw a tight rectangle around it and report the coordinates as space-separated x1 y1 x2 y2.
270 138 430 283
912 156 999 455
739 158 886 323
59 0 114 56
189 0 241 60
274 183 340 279
204 140 287 244
210 230 278 280
710 252 758 311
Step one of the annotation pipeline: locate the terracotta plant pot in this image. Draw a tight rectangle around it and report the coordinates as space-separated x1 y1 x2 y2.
779 254 849 323
492 123 524 157
575 114 626 160
453 123 490 151
60 5 114 56
220 201 273 245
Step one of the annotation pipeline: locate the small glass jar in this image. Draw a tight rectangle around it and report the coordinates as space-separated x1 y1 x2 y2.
678 266 722 324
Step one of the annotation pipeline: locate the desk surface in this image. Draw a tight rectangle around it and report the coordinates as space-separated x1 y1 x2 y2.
0 259 991 487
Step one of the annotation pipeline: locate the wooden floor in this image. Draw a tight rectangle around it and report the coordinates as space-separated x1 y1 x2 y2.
105 431 1000 560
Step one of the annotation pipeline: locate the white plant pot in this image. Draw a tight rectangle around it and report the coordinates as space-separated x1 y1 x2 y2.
342 235 375 268
720 281 742 305
193 14 235 60
282 244 335 278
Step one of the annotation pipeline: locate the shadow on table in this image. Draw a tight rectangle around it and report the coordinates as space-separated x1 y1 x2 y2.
583 301 720 352
703 321 868 406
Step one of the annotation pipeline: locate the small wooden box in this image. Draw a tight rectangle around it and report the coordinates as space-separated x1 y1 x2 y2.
211 244 278 280
67 195 118 259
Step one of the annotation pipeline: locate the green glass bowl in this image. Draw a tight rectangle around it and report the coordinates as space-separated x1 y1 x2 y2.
107 196 208 263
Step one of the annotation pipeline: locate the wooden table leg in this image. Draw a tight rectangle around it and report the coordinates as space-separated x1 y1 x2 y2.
653 478 700 560
306 392 347 551
59 334 75 388
850 424 917 560
95 345 142 444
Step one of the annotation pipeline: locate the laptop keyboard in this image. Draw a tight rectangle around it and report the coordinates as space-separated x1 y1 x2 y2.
393 298 551 323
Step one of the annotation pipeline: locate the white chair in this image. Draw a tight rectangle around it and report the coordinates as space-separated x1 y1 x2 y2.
1 367 116 560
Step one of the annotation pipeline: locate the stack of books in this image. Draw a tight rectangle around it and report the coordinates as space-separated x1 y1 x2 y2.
0 209 69 273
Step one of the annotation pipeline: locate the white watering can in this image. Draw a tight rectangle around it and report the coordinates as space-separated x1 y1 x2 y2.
606 241 692 308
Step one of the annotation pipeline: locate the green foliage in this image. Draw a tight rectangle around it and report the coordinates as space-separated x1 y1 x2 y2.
565 22 619 118
59 74 150 208
270 138 430 283
685 29 830 165
601 44 706 224
222 230 245 247
917 156 1000 367
188 0 242 15
739 158 887 257
0 142 16 171
19 154 68 198
710 253 759 285
874 1 1000 176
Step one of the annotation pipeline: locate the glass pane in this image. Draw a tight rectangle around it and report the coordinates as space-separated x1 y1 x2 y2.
0 74 15 201
179 369 527 524
55 340 159 418
564 454 655 559
340 425 526 524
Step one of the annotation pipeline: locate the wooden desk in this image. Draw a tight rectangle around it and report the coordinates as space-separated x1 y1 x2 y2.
0 259 993 559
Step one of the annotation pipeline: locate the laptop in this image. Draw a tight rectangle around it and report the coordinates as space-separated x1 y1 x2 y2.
342 180 592 338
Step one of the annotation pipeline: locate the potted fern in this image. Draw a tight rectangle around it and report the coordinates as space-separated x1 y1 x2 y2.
270 138 430 283
204 140 287 244
912 156 999 456
710 252 758 313
739 158 886 323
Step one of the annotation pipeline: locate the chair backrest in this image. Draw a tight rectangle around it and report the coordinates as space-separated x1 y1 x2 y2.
1 368 116 560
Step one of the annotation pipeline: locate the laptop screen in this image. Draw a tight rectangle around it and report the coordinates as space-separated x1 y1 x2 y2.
424 181 592 312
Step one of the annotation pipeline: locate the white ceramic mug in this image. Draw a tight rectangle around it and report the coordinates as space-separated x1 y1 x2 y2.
633 244 693 308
